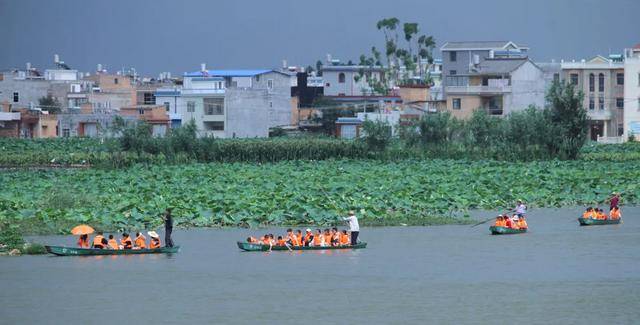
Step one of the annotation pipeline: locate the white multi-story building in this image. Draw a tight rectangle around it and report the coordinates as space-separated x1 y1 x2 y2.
156 67 293 138
624 44 640 139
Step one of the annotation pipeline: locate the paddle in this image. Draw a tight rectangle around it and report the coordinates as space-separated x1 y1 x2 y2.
470 216 495 228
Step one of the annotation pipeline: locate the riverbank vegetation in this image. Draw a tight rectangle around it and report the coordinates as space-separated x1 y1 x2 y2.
1 159 638 235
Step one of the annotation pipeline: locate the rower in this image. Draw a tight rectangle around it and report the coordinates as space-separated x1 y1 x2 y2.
92 232 107 249
514 200 527 217
121 233 133 250
134 232 147 249
107 235 119 250
148 231 161 249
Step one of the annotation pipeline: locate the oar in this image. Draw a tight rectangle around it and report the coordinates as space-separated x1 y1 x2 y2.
471 216 495 228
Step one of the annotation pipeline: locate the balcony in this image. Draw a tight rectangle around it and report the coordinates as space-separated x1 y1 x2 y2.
587 109 612 120
445 85 512 95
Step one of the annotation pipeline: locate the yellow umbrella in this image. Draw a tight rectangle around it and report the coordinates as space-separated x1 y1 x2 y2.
71 224 94 235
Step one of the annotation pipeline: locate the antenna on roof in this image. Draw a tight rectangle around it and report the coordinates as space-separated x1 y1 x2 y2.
54 54 60 64
201 63 207 72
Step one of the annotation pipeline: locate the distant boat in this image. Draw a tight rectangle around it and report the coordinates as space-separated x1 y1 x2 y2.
489 226 527 235
578 218 621 226
237 242 367 252
45 245 179 256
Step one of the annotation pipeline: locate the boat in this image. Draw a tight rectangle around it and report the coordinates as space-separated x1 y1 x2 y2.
578 218 621 226
237 242 367 252
489 226 527 235
45 245 180 256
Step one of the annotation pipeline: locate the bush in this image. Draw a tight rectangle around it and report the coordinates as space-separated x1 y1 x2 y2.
361 120 392 151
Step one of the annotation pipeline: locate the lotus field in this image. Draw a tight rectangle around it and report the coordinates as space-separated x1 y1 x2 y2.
1 158 638 234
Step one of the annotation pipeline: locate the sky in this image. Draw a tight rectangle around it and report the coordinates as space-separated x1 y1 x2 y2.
1 0 638 76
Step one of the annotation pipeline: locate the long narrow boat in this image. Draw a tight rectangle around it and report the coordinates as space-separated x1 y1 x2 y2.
578 218 621 226
489 226 527 235
237 242 367 252
45 245 180 256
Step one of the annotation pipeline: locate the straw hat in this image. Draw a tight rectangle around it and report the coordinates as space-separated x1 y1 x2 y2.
348 210 355 215
148 231 159 238
305 228 312 232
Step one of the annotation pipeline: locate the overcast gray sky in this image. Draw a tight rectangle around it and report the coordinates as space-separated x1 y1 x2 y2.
1 0 638 76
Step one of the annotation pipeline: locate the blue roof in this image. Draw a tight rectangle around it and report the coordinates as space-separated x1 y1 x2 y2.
184 69 274 77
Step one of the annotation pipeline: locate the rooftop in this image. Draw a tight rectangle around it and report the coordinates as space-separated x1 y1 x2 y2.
470 58 530 75
184 69 284 77
322 65 385 72
440 41 529 51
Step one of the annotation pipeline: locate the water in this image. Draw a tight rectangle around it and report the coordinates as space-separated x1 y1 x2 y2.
1 207 639 324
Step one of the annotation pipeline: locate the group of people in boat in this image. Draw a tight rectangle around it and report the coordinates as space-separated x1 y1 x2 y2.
582 206 621 220
247 228 354 248
493 215 528 229
77 231 162 250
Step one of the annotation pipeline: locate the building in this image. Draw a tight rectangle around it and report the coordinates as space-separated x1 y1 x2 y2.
322 65 385 96
624 44 640 140
120 105 170 137
445 57 545 119
561 56 625 140
441 41 529 97
84 73 136 111
156 66 293 138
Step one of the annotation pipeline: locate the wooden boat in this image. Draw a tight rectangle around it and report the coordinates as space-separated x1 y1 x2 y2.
237 242 367 252
489 226 527 235
45 245 180 256
578 218 621 226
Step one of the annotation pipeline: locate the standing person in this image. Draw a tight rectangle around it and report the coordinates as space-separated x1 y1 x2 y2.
609 192 620 211
343 211 360 245
162 208 174 248
514 200 527 217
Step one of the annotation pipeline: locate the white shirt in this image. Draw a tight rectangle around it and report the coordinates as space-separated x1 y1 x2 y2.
516 204 527 215
343 215 359 232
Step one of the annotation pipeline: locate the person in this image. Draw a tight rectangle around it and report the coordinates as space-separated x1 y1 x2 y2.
323 229 332 247
339 230 350 246
303 229 314 247
313 229 325 247
514 200 527 217
610 206 622 220
582 207 593 219
295 230 303 247
494 216 505 227
276 236 286 246
504 215 513 228
149 231 161 249
120 233 133 249
609 192 620 211
518 216 528 229
331 227 340 246
77 234 90 248
246 236 259 243
596 208 607 220
134 232 147 249
107 235 119 250
162 208 174 248
342 211 360 245
286 229 300 247
92 232 108 249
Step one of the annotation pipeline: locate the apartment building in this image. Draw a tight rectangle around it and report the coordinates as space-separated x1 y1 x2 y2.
623 44 640 139
561 56 625 140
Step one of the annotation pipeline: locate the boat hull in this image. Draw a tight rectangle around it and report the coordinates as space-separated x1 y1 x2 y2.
578 218 621 226
45 245 180 256
490 226 527 235
237 242 367 252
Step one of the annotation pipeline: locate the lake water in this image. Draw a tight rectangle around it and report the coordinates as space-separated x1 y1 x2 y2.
1 207 639 324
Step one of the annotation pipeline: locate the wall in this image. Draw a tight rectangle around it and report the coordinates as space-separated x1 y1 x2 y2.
0 77 50 108
624 52 640 139
506 60 546 114
323 68 383 96
442 50 490 87
446 95 482 119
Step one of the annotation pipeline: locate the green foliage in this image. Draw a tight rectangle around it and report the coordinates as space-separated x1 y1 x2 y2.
361 120 392 151
0 223 24 249
38 94 62 113
545 80 588 159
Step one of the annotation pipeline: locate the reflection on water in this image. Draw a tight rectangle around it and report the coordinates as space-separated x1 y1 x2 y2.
1 207 639 324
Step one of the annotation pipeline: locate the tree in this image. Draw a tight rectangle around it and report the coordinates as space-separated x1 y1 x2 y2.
545 80 588 159
356 17 436 95
38 94 62 113
361 120 392 151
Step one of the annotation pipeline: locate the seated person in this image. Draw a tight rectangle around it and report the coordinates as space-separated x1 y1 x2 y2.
610 206 622 220
303 229 314 247
494 216 504 227
596 208 607 220
134 232 147 249
312 229 324 247
582 207 594 219
246 236 259 243
148 231 161 249
107 235 119 250
339 230 350 246
92 232 108 249
120 233 133 250
276 236 286 246
517 216 528 229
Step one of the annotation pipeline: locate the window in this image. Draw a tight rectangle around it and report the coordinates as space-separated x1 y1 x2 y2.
204 97 224 115
452 98 461 110
325 83 331 87
164 102 170 112
255 75 260 82
617 73 624 85
618 123 624 136
205 121 224 131
114 78 118 84
13 92 19 102
138 108 145 115
598 95 604 110
598 73 604 92
62 129 70 137
589 95 594 110
187 101 195 113
570 74 579 85
143 92 155 105
449 70 457 76
338 73 346 83
553 73 560 83
449 51 457 62
269 101 273 108
616 98 624 109
267 79 273 89
589 73 594 92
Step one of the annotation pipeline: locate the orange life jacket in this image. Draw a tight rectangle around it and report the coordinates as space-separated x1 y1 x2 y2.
121 236 133 249
247 236 258 243
288 234 299 246
610 209 621 219
295 234 303 246
135 235 147 248
582 211 590 219
93 235 105 248
313 234 323 246
339 233 350 245
324 234 332 245
520 220 528 229
150 237 161 249
108 239 119 250
276 239 286 246
304 233 313 245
